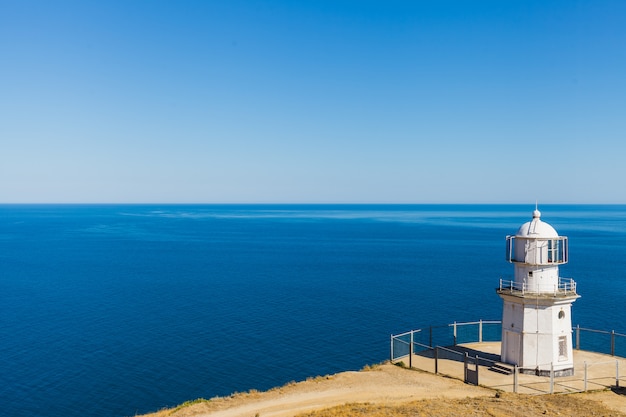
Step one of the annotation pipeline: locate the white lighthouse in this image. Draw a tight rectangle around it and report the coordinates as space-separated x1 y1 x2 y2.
497 208 579 376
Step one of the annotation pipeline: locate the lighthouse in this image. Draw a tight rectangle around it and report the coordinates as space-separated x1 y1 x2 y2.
496 208 579 376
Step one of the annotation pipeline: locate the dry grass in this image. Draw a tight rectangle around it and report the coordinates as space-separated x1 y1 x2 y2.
295 392 626 417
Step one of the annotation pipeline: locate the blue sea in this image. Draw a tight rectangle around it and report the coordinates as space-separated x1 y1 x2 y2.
1 204 625 417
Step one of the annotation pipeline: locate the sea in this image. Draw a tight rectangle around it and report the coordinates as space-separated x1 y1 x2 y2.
1 204 625 417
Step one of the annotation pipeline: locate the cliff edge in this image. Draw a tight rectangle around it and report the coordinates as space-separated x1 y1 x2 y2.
138 363 626 417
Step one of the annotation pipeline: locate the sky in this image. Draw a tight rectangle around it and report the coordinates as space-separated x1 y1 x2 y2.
1 0 625 204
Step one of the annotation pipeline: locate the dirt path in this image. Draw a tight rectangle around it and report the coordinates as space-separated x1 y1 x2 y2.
141 364 490 417
140 363 626 417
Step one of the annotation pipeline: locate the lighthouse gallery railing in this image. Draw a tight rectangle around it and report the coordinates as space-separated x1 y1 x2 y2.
497 277 577 296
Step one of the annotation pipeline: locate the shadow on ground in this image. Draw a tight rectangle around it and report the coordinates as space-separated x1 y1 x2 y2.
415 346 501 364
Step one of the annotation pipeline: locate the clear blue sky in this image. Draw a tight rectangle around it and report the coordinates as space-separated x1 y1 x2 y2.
1 0 625 203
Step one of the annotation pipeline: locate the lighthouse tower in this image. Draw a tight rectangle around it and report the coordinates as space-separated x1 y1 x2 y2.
497 209 579 376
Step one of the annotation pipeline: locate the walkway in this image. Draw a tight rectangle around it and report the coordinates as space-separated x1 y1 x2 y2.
399 342 626 394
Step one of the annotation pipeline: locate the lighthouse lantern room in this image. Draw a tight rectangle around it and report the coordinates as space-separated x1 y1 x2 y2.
496 209 580 376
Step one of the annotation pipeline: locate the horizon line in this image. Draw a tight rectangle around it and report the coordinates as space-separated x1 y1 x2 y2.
2 202 625 206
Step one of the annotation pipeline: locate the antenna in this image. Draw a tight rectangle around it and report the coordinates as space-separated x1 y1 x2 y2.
533 200 541 219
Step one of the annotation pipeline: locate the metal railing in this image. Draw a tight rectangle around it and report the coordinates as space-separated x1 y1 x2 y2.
575 326 626 357
390 320 501 371
390 320 626 394
389 320 501 363
497 278 577 296
451 320 502 345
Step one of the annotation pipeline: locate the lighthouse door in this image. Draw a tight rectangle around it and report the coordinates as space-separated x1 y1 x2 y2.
505 331 520 365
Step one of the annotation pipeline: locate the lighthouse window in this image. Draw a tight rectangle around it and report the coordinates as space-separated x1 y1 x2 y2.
558 336 568 360
548 240 554 262
558 310 565 319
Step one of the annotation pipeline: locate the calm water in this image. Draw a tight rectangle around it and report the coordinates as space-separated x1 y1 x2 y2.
1 204 625 417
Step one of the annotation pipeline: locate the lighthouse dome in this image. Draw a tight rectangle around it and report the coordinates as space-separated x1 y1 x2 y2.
515 209 559 238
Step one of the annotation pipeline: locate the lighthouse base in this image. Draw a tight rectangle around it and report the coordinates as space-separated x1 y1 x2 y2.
518 367 574 377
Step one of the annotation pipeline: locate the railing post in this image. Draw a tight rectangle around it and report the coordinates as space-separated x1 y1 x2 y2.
550 363 554 394
409 331 413 369
453 321 457 346
464 352 468 382
434 346 439 374
611 330 616 356
584 361 588 391
390 334 393 362
513 365 518 393
576 325 580 350
475 354 479 384
616 360 620 388
479 320 483 343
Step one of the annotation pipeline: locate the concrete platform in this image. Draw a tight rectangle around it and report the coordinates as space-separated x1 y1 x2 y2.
395 342 626 394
